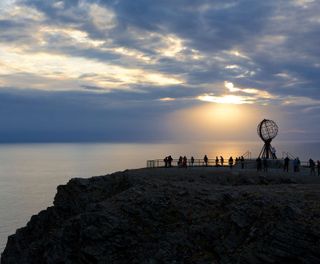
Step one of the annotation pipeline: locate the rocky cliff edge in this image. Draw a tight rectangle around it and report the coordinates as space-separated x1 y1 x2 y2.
2 168 320 264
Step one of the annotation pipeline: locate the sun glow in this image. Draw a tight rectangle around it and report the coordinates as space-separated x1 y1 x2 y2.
198 94 254 104
168 103 260 141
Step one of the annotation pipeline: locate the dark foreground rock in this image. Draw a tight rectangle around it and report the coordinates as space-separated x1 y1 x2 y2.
2 168 320 263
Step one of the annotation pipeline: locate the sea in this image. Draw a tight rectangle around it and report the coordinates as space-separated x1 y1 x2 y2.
1 141 320 253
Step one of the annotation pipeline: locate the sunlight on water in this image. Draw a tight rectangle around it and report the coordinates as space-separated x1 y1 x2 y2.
0 141 320 253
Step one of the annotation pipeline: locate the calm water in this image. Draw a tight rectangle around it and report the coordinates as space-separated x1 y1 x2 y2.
1 141 320 253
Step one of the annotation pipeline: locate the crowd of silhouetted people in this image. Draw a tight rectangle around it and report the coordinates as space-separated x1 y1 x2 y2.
163 155 246 169
163 155 173 167
162 155 320 176
255 156 320 176
308 158 320 176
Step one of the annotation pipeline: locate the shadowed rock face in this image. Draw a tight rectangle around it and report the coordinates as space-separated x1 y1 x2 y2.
2 168 320 264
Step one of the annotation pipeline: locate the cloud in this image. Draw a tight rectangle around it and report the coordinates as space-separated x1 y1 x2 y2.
198 94 255 105
0 88 186 142
282 96 320 106
0 43 184 90
1 0 320 141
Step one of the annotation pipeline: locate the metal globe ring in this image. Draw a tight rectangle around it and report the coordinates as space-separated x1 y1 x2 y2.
257 119 278 142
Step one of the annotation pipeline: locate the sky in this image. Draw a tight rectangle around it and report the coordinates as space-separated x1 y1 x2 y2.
0 0 320 142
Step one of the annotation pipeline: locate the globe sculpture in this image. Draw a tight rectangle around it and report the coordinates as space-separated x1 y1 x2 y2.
257 119 278 159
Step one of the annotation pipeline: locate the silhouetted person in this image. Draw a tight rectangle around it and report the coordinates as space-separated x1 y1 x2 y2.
191 156 194 167
240 156 245 169
178 156 183 168
183 156 187 168
220 156 224 166
204 155 208 167
317 160 320 176
164 156 168 168
297 157 301 172
309 158 316 176
256 157 262 171
284 157 290 172
228 156 233 169
293 157 301 173
263 158 268 172
271 147 277 159
168 155 173 167
215 156 219 166
293 158 298 172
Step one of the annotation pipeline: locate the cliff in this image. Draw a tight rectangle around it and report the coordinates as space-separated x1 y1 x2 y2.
2 168 320 264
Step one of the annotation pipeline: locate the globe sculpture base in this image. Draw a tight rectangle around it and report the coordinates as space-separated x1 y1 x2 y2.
259 140 277 159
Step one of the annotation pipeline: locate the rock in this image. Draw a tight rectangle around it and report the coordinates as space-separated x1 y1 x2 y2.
2 168 320 263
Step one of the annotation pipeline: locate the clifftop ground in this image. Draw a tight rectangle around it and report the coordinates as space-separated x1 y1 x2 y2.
2 167 320 263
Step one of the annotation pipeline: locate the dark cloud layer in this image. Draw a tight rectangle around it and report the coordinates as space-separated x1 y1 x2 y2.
1 0 320 142
0 88 182 142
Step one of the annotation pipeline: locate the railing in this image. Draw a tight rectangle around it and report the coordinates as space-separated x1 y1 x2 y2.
147 151 252 168
242 150 252 159
147 158 243 168
147 158 314 168
282 151 296 159
280 151 317 167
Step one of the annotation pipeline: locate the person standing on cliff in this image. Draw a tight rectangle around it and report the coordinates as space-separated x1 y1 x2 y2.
163 156 168 168
204 155 208 167
240 156 245 169
309 158 316 176
284 156 290 172
183 156 188 168
215 156 219 167
228 156 233 169
293 158 298 172
167 155 173 167
220 156 224 167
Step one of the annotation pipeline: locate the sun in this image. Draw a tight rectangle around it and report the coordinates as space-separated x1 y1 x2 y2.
167 102 260 141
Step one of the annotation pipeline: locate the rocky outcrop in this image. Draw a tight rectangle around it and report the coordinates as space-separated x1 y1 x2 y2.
2 168 320 263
